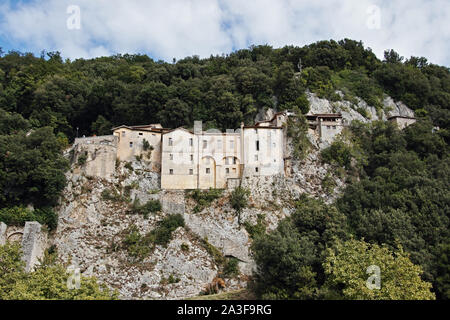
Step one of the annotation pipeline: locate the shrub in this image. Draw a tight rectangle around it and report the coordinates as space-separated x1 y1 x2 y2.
287 112 311 160
321 173 337 194
101 188 125 202
124 162 133 171
122 225 153 261
77 152 88 166
130 199 161 218
243 214 267 239
151 214 185 245
223 257 240 278
0 206 58 230
142 139 150 151
321 140 353 170
189 188 223 213
201 237 225 266
230 187 250 225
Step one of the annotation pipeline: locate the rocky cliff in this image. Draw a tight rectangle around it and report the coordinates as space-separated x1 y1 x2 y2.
49 93 414 299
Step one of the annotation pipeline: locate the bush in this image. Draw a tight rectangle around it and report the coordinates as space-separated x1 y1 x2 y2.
287 112 311 160
77 152 88 166
124 162 133 171
130 199 161 218
0 242 118 300
321 173 337 194
101 189 123 202
201 237 226 266
151 214 185 245
142 139 151 151
230 187 250 225
122 225 153 261
223 257 240 278
189 188 223 213
321 140 353 169
243 214 267 239
0 206 58 230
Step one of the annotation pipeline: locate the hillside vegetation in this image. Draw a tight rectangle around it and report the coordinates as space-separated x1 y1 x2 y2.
0 39 449 299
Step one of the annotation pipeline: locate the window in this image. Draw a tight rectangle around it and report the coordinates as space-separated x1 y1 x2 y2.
327 126 331 129
129 142 133 148
169 154 173 160
256 140 260 151
206 168 210 174
332 126 336 129
203 140 207 149
169 169 173 175
226 168 230 175
233 158 237 165
122 131 126 137
255 155 258 161
230 140 234 149
255 167 259 173
273 142 276 147
225 157 229 165
232 168 236 173
168 138 173 146
189 169 193 175
190 154 194 162
189 138 193 146
139 132 143 136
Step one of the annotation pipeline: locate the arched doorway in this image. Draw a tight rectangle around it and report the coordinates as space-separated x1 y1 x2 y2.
7 231 23 243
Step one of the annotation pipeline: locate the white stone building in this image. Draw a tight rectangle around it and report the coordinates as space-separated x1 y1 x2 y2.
160 119 285 190
71 111 346 189
306 113 345 143
387 115 417 130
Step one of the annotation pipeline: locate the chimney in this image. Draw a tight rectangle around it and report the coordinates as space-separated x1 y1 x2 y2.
194 121 202 135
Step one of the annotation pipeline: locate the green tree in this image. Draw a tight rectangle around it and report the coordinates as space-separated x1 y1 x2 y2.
0 242 117 300
251 220 319 299
435 243 450 299
230 187 250 225
323 239 435 300
91 115 113 136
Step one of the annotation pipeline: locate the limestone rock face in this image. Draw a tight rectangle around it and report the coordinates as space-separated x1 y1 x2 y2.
52 91 407 299
54 165 225 299
383 96 416 118
306 91 414 125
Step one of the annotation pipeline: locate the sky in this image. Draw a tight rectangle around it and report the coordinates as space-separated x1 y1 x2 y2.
0 0 449 66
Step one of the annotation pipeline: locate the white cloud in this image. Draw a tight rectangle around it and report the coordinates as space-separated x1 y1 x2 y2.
0 0 449 65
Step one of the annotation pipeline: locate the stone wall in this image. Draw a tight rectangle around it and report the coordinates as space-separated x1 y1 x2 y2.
73 135 118 181
0 222 6 245
21 221 47 272
161 191 186 215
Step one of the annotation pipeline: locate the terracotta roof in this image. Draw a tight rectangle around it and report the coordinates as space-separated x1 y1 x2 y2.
314 113 342 118
111 124 168 133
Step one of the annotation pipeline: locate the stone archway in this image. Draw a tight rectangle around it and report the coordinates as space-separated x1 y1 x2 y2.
7 231 23 243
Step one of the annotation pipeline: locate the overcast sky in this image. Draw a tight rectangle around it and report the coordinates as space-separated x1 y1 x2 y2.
0 0 449 66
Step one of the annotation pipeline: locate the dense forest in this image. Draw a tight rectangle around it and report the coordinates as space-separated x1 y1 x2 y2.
0 39 448 299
